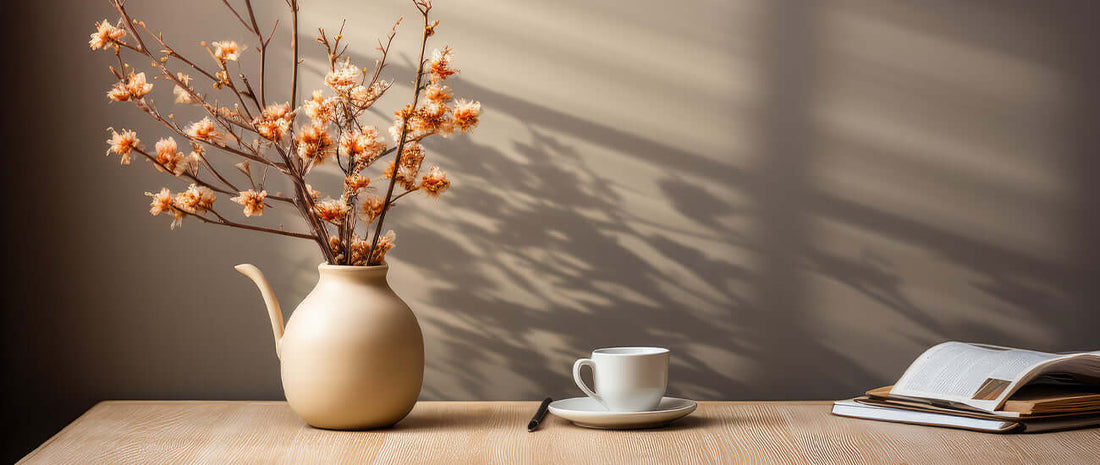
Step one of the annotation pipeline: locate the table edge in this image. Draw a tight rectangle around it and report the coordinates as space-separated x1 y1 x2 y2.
20 400 835 462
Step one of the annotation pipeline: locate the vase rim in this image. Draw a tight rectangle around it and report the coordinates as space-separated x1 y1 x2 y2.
317 262 389 272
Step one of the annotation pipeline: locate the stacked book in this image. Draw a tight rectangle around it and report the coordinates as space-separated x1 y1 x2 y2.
833 342 1100 433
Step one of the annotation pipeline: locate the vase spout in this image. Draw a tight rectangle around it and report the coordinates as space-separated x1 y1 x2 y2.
235 264 285 359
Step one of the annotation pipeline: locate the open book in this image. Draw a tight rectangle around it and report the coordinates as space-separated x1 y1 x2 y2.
882 342 1100 417
832 342 1100 432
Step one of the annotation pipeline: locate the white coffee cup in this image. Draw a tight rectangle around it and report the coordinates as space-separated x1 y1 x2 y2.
572 347 669 412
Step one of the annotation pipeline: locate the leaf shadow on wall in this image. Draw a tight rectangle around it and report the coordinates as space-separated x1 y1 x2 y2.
308 0 1100 401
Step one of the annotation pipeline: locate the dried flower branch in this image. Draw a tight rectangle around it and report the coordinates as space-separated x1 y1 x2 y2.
92 0 479 266
369 1 434 261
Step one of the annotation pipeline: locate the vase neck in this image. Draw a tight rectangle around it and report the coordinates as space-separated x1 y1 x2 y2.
316 263 389 286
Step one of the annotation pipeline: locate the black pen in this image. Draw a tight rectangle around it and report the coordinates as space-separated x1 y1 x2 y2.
527 397 552 432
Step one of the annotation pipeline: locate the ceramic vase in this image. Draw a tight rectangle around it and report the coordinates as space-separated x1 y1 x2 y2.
236 263 424 429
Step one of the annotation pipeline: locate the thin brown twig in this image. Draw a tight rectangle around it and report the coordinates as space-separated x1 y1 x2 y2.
242 0 334 261
111 0 149 52
368 7 432 264
131 104 295 207
131 146 294 204
289 0 300 111
388 187 419 205
239 73 262 109
219 0 255 33
109 0 334 261
135 100 281 170
158 40 221 84
243 0 269 107
195 151 241 192
331 36 395 263
106 0 460 265
216 60 257 119
186 208 316 240
123 15 263 149
278 0 338 262
366 20 401 90
132 146 233 196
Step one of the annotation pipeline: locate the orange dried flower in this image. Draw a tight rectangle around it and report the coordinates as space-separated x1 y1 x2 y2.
106 128 140 165
107 72 153 102
185 117 221 141
325 61 361 90
173 73 197 104
399 142 425 171
361 195 385 222
419 166 450 197
396 104 416 119
126 72 153 99
217 106 242 120
146 187 185 229
296 124 334 165
389 104 417 142
385 162 415 190
348 236 372 265
429 47 457 82
303 90 336 123
153 137 187 175
107 83 130 102
452 99 481 132
368 230 396 264
417 102 453 135
339 128 386 166
314 198 350 224
211 40 244 62
253 103 293 141
173 184 216 214
350 81 388 107
344 175 371 194
89 19 126 50
182 152 202 176
424 84 452 103
384 142 423 191
145 188 174 216
231 189 267 217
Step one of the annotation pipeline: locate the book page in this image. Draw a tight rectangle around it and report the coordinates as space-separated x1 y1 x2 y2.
891 342 1061 411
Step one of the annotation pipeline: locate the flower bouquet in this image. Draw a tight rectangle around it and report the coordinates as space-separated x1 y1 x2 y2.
89 0 481 429
92 0 480 266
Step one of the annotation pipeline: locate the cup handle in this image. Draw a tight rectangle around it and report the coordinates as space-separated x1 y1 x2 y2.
572 358 602 404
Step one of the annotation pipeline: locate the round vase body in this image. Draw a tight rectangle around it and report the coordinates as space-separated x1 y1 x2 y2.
278 264 423 429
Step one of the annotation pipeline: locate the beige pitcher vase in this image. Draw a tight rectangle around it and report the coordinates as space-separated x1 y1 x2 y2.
235 263 424 430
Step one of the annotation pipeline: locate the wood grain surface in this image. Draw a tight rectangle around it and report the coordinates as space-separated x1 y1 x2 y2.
19 401 1100 464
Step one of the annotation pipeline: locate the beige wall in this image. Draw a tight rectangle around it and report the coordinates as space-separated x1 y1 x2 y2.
4 0 1099 459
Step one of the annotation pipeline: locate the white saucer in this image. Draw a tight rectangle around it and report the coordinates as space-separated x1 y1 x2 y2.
548 397 697 430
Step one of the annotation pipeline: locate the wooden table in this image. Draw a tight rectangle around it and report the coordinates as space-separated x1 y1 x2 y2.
20 401 1100 464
